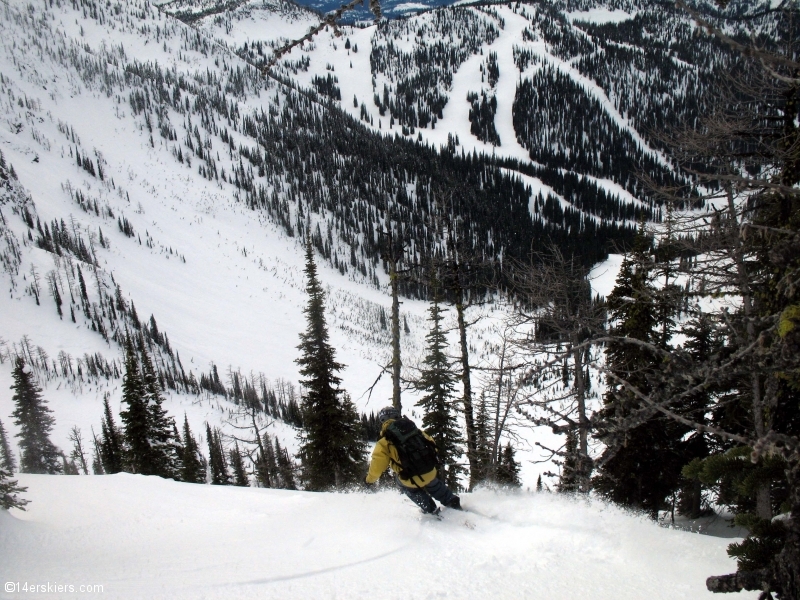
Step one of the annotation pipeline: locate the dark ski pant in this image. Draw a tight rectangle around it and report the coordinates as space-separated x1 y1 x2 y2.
399 476 456 513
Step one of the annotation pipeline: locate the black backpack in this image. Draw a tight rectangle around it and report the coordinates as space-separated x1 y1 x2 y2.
383 417 439 482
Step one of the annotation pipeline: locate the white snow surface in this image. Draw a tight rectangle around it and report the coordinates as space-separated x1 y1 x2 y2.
590 254 625 300
0 473 754 600
567 9 635 25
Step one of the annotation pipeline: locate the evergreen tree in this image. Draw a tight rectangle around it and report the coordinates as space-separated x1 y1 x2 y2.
415 292 463 490
496 443 521 487
275 437 297 490
558 429 581 494
593 230 688 518
296 242 365 490
180 415 205 484
171 421 184 479
206 424 230 485
139 339 181 479
100 395 124 474
0 467 29 510
10 357 61 474
674 314 717 518
255 432 278 488
119 335 150 474
62 453 79 475
472 395 494 484
229 442 249 487
0 418 17 473
90 432 104 475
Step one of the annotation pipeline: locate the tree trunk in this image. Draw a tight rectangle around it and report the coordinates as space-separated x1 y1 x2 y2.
456 298 478 490
390 264 401 411
727 186 772 520
491 337 506 475
572 343 590 492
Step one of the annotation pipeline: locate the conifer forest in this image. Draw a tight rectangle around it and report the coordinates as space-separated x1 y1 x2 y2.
0 0 798 597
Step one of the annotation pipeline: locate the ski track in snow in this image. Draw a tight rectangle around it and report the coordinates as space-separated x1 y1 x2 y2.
0 474 755 600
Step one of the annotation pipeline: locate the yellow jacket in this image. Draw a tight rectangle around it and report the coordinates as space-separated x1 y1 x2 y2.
365 419 437 488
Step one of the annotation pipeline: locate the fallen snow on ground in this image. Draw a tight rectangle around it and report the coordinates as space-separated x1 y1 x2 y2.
1 474 754 600
567 9 634 25
589 253 625 300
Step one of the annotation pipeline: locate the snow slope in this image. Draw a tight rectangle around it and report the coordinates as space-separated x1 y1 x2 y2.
0 0 565 488
0 473 755 600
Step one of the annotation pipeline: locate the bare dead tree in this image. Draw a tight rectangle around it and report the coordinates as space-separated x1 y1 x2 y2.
68 426 89 475
507 243 605 493
472 323 526 483
378 217 414 411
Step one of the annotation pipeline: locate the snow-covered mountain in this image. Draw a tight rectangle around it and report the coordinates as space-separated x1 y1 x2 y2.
0 0 411 468
0 0 565 483
0 0 776 595
183 0 780 251
0 0 782 481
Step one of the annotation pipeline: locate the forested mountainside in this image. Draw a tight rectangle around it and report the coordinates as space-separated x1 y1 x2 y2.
0 0 576 451
0 0 781 416
186 0 784 249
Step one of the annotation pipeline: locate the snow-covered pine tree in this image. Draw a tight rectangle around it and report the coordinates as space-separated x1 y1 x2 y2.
673 314 716 518
415 290 463 491
496 443 521 488
229 442 249 487
138 337 181 479
593 229 688 518
275 437 297 490
206 424 231 485
255 431 278 488
10 357 61 474
180 415 205 484
472 394 493 485
557 429 581 494
120 334 151 474
0 418 17 473
90 432 104 475
0 466 29 511
296 242 365 490
62 453 80 475
100 395 124 474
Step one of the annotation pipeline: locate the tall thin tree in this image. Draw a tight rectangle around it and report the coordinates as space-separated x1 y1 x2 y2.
10 357 61 474
415 287 463 490
180 415 205 484
119 334 150 474
0 418 17 474
99 394 124 474
296 241 365 490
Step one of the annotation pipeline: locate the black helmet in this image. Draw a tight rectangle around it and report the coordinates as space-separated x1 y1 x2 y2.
378 406 401 423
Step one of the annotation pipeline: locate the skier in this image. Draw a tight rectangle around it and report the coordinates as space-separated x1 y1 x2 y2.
364 406 462 514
